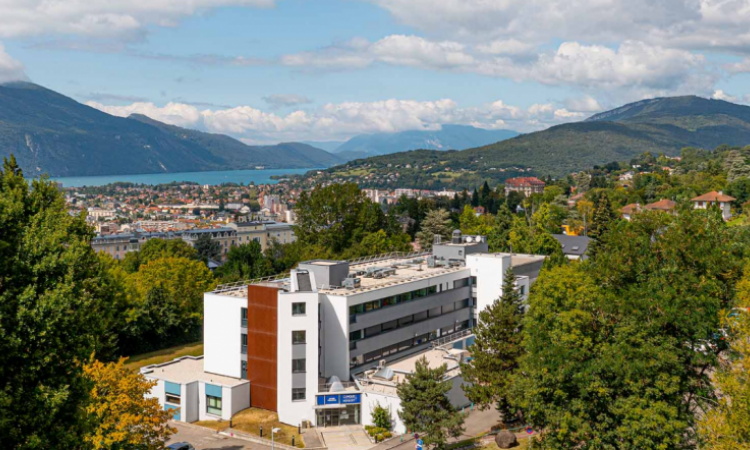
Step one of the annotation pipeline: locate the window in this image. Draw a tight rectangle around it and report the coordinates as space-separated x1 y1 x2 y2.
166 394 181 405
241 307 248 328
293 330 306 344
398 315 413 327
241 333 247 354
455 299 469 310
442 302 455 314
381 319 398 332
429 306 442 318
365 324 382 338
207 396 222 416
292 358 306 373
292 388 306 401
292 302 306 315
519 285 525 296
241 361 248 380
413 311 428 323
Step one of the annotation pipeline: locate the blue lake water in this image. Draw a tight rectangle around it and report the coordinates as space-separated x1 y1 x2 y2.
51 168 318 188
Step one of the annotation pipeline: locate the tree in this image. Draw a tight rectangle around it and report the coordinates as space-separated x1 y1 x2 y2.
194 233 221 262
488 204 513 252
398 357 464 450
588 193 617 255
371 402 392 430
459 205 480 234
133 257 217 324
698 264 750 449
217 241 272 282
122 238 198 273
83 358 175 450
575 199 594 236
462 267 525 419
0 156 122 448
416 209 452 250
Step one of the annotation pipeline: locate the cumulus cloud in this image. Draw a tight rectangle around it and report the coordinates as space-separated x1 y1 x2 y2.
366 0 750 54
565 95 602 113
0 0 277 40
725 58 750 74
283 38 712 96
87 96 584 143
0 44 27 83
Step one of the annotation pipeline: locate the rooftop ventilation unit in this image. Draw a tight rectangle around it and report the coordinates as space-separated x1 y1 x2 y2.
452 229 462 244
372 367 395 381
343 277 361 289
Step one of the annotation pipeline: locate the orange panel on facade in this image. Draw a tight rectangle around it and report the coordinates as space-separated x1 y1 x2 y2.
247 284 280 412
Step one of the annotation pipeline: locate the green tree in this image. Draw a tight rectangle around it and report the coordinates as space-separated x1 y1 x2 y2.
416 209 452 250
462 267 525 419
371 402 392 430
217 241 272 282
0 156 120 448
121 238 198 273
487 204 513 252
459 204 480 234
398 357 464 449
588 193 618 256
194 233 221 262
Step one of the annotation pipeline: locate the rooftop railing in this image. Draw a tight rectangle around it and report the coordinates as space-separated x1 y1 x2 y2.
212 272 290 294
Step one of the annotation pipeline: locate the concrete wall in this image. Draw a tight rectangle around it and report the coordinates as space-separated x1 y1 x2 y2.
232 383 252 416
204 292 245 378
277 291 320 426
361 392 406 434
184 382 199 423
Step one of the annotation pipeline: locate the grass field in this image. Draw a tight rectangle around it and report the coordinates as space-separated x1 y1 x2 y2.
195 408 305 447
124 342 204 371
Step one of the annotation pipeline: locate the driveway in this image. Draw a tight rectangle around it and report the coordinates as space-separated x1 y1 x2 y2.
168 422 268 450
319 425 373 450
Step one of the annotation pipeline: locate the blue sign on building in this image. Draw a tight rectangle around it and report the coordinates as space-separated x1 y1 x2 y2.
316 393 362 405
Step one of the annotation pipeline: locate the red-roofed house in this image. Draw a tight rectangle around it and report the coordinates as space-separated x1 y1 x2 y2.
621 203 641 221
644 199 677 213
691 191 736 220
504 177 545 197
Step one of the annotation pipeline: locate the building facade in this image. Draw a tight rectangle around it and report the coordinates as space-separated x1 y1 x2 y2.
504 177 546 197
692 191 735 220
175 232 544 430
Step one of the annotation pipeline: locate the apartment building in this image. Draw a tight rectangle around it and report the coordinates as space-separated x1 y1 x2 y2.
226 220 296 250
144 231 544 429
504 177 546 197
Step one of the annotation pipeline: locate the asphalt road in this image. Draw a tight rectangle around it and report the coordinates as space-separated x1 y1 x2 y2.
168 422 268 450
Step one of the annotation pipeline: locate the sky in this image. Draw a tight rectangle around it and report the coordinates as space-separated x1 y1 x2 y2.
1 0 750 145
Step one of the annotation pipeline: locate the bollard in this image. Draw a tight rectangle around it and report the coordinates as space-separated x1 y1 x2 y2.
471 403 474 411
260 426 263 438
292 436 296 447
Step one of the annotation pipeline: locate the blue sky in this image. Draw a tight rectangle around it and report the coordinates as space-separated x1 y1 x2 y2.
0 0 749 144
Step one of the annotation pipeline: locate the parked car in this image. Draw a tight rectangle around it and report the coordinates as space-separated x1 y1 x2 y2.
167 443 195 450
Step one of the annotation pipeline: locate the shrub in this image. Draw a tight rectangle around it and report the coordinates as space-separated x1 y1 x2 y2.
371 403 392 430
376 434 384 442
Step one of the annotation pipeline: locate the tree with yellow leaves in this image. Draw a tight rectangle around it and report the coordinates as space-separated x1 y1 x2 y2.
699 265 750 450
83 358 176 450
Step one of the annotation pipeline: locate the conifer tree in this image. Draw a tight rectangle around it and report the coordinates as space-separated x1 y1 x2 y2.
461 267 525 420
398 357 464 450
589 193 617 241
416 209 452 250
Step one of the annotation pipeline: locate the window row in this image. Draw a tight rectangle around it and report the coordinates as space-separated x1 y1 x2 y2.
349 299 470 343
292 388 306 401
348 285 440 319
349 320 470 368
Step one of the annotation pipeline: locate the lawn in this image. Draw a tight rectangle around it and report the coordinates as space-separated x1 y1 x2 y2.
124 341 204 371
195 408 305 447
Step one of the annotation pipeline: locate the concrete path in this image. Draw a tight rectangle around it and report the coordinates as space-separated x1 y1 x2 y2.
168 422 267 450
319 425 373 450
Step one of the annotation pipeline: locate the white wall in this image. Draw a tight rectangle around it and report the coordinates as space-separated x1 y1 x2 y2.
361 392 406 434
277 291 320 426
466 254 511 317
204 292 245 378
320 294 351 380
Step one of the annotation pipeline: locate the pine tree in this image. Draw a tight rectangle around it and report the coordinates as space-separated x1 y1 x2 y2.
589 193 617 241
398 357 464 449
416 209 452 250
471 188 480 207
461 267 525 420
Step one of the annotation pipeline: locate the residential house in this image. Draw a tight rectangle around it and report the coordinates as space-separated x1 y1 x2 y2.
691 191 736 220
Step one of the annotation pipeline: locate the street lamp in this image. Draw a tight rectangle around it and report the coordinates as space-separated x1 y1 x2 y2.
272 427 281 450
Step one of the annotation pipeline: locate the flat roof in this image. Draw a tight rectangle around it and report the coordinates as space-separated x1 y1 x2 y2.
140 356 248 387
357 335 471 396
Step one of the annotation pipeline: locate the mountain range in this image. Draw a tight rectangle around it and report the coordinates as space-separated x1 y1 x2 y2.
318 95 750 188
0 82 342 177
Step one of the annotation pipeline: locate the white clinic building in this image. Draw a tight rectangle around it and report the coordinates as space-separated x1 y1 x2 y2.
146 231 543 431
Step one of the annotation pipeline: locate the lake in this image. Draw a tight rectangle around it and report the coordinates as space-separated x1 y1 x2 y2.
51 168 318 188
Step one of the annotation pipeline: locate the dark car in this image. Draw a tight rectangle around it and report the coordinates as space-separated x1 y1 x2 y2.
167 443 195 450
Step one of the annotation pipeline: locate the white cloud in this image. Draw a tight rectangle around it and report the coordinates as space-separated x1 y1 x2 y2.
712 89 738 102
85 101 202 128
725 58 750 74
0 44 27 83
477 39 535 56
0 0 277 39
565 95 602 112
369 35 474 69
366 0 750 54
87 96 584 143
